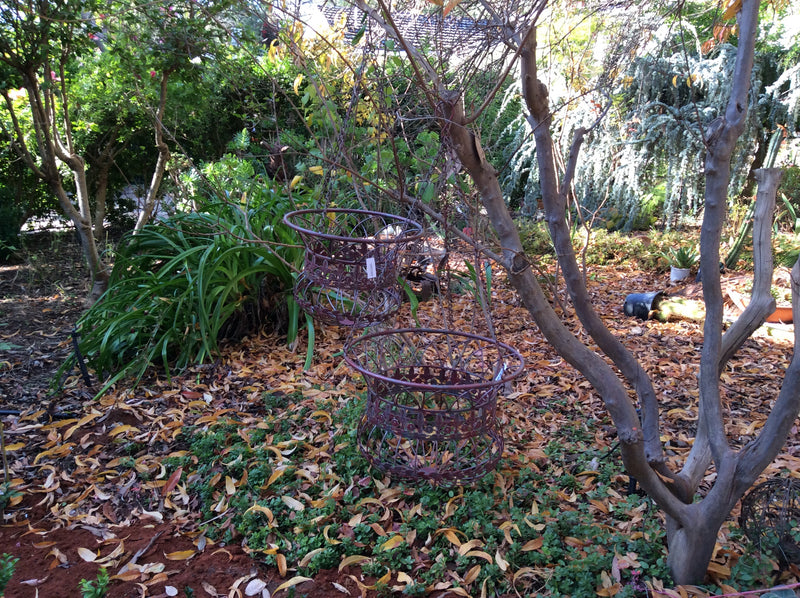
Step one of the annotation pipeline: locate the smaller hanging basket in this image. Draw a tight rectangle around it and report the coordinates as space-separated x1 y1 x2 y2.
344 328 524 484
284 209 424 291
293 272 402 328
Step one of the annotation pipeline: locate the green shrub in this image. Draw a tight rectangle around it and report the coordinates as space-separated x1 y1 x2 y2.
79 567 109 598
70 169 309 392
0 553 17 596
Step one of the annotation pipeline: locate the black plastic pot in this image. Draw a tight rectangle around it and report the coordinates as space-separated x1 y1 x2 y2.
624 291 665 320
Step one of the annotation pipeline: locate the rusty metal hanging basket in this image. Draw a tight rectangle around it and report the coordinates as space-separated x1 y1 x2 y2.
343 328 524 484
293 272 402 328
284 209 424 292
740 478 800 565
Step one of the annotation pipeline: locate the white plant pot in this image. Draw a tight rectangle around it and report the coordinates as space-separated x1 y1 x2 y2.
670 266 691 283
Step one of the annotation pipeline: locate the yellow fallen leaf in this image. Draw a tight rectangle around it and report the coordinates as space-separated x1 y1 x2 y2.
513 567 538 583
458 539 484 555
112 570 142 582
77 547 97 562
4 442 24 451
245 504 275 523
338 555 371 572
323 525 341 545
495 550 509 571
378 535 405 551
63 413 101 440
109 425 140 437
311 410 332 423
277 553 287 577
597 584 621 596
298 547 324 568
225 476 236 495
281 495 305 511
464 550 493 563
464 565 481 584
706 561 731 577
309 165 324 176
440 528 463 547
274 576 313 593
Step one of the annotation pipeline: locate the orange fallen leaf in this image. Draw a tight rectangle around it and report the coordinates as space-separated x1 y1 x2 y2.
164 549 196 560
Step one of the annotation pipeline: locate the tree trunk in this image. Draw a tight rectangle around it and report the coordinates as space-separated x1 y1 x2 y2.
19 71 110 301
666 517 723 586
50 177 110 301
135 71 171 232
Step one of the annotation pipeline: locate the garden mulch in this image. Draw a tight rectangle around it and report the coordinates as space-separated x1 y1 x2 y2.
0 233 798 597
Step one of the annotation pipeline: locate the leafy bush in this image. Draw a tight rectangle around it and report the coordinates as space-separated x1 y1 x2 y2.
79 568 109 598
0 553 17 597
0 138 52 262
72 168 308 391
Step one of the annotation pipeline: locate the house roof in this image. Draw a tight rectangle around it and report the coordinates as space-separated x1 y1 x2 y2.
319 4 500 54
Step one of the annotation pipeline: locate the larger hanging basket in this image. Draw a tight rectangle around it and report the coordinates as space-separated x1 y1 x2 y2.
284 209 424 292
344 329 525 484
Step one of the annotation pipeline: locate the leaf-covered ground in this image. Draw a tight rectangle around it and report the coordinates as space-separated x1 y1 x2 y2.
1 234 798 598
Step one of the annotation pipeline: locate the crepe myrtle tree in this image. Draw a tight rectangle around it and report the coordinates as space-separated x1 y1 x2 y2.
299 0 799 584
0 0 110 299
0 0 244 300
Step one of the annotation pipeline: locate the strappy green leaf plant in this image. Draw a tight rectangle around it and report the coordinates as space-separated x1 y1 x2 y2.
66 169 310 395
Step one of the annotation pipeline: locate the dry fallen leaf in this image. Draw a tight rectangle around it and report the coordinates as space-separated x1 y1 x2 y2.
244 578 268 596
273 576 313 593
165 549 196 561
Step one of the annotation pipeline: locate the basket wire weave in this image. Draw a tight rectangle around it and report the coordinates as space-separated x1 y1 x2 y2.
284 208 424 291
344 328 524 484
284 208 422 326
740 478 800 565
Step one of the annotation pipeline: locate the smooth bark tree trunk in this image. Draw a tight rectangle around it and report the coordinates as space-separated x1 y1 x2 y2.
135 71 171 232
18 71 111 301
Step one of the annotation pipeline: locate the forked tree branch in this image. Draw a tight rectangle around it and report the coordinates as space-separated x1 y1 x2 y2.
719 168 781 368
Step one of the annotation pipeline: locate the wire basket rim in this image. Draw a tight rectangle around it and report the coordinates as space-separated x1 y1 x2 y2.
343 327 525 391
283 208 424 244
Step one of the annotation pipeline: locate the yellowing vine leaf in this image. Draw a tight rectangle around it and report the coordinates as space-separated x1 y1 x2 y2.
293 73 304 95
721 0 742 20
